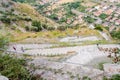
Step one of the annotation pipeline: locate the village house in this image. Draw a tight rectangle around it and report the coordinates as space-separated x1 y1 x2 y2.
93 10 102 16
104 9 114 15
72 20 79 25
89 24 95 29
115 19 120 25
44 11 51 16
110 17 117 23
116 8 120 14
109 26 116 32
95 19 102 24
102 5 109 10
94 5 100 10
105 16 112 21
103 22 109 27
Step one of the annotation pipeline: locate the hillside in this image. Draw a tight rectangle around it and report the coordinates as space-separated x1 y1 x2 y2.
0 0 119 43
0 0 59 33
0 0 120 80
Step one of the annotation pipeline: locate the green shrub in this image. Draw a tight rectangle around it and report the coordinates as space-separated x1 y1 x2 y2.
111 74 120 80
82 76 91 80
47 27 55 31
49 14 58 20
25 26 30 31
57 26 67 31
0 35 9 48
58 17 67 23
0 16 11 24
104 27 109 31
111 30 120 39
99 13 108 20
24 17 32 21
32 20 42 32
103 76 108 80
42 24 48 29
98 62 105 70
0 53 30 80
84 16 95 23
12 0 25 3
67 1 80 9
94 24 103 31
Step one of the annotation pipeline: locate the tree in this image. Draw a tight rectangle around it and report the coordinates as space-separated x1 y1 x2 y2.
84 16 95 23
99 13 108 20
94 24 103 31
32 20 42 32
67 1 80 9
12 0 25 3
111 30 120 39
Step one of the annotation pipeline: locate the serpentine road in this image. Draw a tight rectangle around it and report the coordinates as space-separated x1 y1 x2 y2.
8 43 120 65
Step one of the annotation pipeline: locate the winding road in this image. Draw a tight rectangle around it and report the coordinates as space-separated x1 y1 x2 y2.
8 43 120 65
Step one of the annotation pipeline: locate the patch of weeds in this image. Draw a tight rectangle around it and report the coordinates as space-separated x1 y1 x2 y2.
82 76 91 80
70 75 75 79
98 62 106 70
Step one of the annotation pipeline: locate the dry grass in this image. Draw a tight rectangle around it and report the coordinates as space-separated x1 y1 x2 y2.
57 0 74 4
11 32 37 42
76 28 102 37
11 28 102 43
82 0 96 7
14 3 59 26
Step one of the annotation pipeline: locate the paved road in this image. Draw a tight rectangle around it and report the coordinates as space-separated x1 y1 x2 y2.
60 36 100 42
8 44 120 65
65 44 120 65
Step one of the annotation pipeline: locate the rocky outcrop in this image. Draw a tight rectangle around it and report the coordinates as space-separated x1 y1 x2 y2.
0 75 9 80
28 58 104 80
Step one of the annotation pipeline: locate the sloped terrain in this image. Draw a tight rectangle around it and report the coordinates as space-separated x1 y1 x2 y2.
28 58 103 80
0 0 58 33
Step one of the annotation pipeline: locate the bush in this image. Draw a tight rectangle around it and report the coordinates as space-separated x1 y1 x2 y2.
49 14 58 20
84 16 95 23
104 27 109 31
0 35 9 48
103 76 108 80
47 27 55 31
24 17 32 21
111 30 120 39
25 26 29 31
99 13 108 20
58 17 67 23
57 26 67 31
98 62 105 70
42 24 48 29
0 53 39 80
82 76 91 80
103 74 120 80
111 74 120 80
32 20 42 32
0 16 11 24
68 1 80 9
12 0 25 3
94 24 103 31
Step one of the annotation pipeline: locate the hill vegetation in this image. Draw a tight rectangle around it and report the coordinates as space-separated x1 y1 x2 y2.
0 0 119 42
